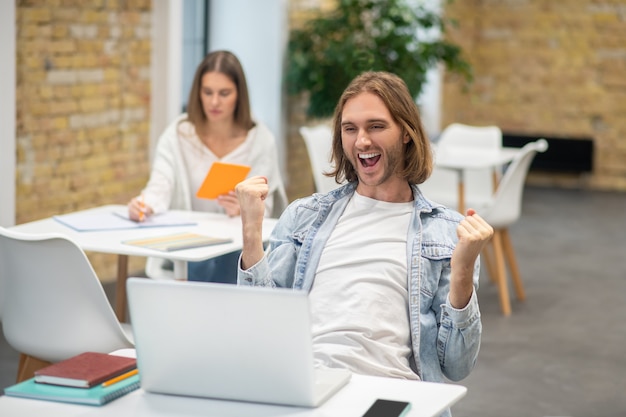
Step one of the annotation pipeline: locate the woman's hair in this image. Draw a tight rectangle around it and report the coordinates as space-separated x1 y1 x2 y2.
329 71 433 185
185 50 255 130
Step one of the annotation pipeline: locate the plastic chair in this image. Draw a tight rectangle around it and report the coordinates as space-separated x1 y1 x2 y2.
437 123 502 152
474 139 549 316
421 123 503 210
299 125 342 194
0 227 135 382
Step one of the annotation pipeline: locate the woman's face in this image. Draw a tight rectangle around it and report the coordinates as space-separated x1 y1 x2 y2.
200 71 238 123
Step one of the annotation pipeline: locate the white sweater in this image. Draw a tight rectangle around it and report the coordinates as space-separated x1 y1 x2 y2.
144 114 287 279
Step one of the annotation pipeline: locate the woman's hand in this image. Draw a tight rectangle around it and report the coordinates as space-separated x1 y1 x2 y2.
128 196 153 222
217 191 241 217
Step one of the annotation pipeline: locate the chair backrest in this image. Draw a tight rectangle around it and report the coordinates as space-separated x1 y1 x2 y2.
421 123 504 210
0 227 134 363
299 125 342 194
437 123 503 156
481 139 549 228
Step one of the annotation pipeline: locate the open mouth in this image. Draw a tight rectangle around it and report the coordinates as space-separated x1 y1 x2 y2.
359 152 381 168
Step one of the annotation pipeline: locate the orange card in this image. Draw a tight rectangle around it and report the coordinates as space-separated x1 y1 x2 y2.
196 162 251 199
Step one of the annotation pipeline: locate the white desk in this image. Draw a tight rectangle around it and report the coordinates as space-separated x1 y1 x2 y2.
0 374 467 417
10 205 278 321
434 146 522 213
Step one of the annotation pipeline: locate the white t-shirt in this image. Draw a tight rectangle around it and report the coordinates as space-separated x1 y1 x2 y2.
309 191 418 380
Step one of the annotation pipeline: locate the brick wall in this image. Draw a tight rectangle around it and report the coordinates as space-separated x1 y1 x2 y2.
16 0 152 282
442 0 626 190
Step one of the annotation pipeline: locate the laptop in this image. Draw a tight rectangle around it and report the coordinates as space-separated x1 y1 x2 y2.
126 277 351 407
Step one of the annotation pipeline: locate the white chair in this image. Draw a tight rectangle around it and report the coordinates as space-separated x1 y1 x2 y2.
0 227 134 382
421 123 503 210
299 125 342 194
473 139 549 316
437 123 502 152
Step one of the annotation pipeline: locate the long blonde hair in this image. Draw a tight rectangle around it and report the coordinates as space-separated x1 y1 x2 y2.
329 71 433 185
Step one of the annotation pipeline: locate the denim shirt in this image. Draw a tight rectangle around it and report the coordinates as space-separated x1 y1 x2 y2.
238 182 481 414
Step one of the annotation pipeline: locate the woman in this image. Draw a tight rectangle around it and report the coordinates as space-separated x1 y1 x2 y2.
128 50 287 282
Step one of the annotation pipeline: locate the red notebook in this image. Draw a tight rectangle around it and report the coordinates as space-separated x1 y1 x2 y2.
34 352 137 388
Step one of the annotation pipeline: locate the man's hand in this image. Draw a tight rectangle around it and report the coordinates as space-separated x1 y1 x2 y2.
449 209 494 308
235 176 269 269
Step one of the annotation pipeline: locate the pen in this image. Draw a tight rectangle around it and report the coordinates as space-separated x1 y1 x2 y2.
101 368 139 387
138 194 145 222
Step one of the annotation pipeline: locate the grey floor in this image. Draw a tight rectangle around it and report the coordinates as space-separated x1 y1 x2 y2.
2 186 626 416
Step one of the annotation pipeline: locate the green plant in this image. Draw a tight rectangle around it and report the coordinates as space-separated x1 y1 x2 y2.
286 0 472 119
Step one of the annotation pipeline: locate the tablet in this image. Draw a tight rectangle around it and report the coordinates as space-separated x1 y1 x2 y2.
196 162 251 199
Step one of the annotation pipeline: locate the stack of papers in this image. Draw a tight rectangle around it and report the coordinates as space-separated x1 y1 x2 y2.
122 232 232 252
53 209 196 232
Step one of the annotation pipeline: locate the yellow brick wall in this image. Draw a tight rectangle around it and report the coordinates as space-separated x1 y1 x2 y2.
16 0 152 282
442 0 626 190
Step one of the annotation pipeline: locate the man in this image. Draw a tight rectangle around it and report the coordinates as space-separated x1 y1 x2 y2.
236 71 493 415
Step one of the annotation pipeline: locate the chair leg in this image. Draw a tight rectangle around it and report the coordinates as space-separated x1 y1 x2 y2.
115 254 129 322
481 245 497 284
502 228 526 301
491 229 511 316
17 353 51 383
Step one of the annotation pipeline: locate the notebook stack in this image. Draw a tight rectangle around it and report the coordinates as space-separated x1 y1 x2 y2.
4 352 139 406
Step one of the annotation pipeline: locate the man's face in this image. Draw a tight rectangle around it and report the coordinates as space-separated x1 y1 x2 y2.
340 92 410 197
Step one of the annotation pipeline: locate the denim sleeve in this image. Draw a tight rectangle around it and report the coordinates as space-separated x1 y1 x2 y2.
437 283 482 381
420 209 482 382
237 243 299 288
237 253 273 287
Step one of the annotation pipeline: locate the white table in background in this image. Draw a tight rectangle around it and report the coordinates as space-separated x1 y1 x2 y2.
10 205 278 321
0 374 467 417
434 146 522 213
